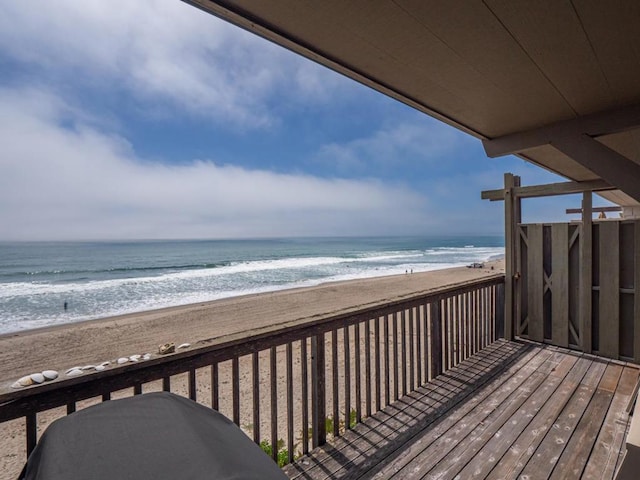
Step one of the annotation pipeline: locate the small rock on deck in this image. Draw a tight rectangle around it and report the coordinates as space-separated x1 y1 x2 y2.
283 339 639 480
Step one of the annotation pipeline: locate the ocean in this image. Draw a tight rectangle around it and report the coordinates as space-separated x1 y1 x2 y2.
0 237 503 334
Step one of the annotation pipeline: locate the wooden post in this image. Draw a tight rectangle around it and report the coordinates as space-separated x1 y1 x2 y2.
513 176 522 336
311 333 326 447
580 191 593 353
504 173 516 340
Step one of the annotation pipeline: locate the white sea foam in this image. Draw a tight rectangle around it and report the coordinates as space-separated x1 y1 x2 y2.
0 242 504 334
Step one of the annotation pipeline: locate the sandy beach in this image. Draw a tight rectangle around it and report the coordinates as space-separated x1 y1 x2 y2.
0 260 503 478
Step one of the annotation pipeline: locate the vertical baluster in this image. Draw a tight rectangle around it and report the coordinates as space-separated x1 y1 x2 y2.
430 301 442 377
134 383 142 396
331 330 339 437
442 298 449 371
480 288 485 349
423 304 429 381
301 338 309 454
451 295 460 367
26 413 37 456
448 297 453 368
465 293 469 358
102 392 111 402
232 358 240 425
252 352 260 444
401 310 407 396
162 376 171 392
464 292 470 358
374 317 381 412
188 368 196 401
483 287 488 347
270 346 278 461
287 342 294 462
365 319 371 417
311 334 326 447
384 314 390 406
475 289 481 353
355 322 362 423
211 362 219 411
66 403 76 414
492 285 497 341
416 306 422 386
480 287 485 349
450 297 456 368
496 283 506 339
456 295 464 363
344 326 351 431
393 312 399 401
489 286 492 345
409 307 415 392
470 290 475 355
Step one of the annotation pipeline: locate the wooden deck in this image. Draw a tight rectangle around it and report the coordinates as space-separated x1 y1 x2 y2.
283 339 639 480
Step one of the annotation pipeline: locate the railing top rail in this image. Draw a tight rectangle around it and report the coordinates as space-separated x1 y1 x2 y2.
0 274 504 415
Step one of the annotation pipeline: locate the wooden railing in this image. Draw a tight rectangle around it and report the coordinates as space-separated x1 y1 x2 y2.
0 275 504 468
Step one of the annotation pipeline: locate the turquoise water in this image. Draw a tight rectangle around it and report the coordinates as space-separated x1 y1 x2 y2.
0 237 503 333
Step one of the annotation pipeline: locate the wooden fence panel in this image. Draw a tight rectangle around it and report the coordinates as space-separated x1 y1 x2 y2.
599 222 620 359
527 224 544 342
552 223 569 348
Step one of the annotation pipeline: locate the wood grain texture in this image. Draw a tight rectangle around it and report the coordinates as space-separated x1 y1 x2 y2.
528 224 545 342
599 221 620 359
552 223 570 347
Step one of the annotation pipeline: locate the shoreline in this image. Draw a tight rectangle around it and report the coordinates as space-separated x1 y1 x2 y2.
0 257 504 341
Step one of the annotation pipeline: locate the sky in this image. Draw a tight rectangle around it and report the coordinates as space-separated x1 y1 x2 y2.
0 0 605 241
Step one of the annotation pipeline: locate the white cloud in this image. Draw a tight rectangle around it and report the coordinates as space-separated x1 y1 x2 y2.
0 0 349 128
0 88 433 240
315 120 475 173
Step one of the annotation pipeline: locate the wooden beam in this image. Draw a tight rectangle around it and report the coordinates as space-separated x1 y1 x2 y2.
552 134 640 203
483 103 640 157
566 206 622 214
482 179 613 201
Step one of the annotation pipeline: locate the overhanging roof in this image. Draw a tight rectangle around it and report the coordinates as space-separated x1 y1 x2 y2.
185 0 640 206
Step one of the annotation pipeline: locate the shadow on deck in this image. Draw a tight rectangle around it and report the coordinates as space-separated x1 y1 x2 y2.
284 339 638 480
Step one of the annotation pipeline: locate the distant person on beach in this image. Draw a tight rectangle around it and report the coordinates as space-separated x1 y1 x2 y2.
64 301 68 311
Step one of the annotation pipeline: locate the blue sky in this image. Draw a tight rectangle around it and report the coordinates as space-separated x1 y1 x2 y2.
0 1 603 240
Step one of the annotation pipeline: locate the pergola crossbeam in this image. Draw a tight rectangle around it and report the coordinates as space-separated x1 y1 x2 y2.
481 179 613 202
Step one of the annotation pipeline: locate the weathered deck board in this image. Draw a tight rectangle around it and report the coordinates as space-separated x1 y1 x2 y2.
284 341 533 480
283 340 639 480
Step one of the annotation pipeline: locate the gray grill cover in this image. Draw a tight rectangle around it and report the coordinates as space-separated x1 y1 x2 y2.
21 391 287 480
